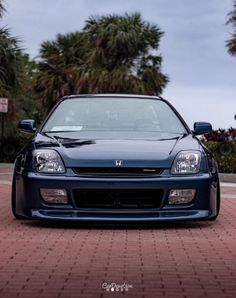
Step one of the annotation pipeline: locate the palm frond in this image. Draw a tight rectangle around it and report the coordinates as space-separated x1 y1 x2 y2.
226 1 236 55
0 0 6 18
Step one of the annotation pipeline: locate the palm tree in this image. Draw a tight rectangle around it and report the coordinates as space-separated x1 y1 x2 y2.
0 0 27 143
0 27 24 96
0 0 24 96
35 32 86 111
78 13 168 95
35 13 168 111
227 1 236 55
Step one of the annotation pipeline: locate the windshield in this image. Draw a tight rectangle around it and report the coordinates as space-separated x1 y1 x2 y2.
42 97 188 139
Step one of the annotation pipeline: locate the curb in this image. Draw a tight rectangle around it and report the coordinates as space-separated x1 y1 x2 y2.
0 163 14 168
219 173 236 184
0 180 11 185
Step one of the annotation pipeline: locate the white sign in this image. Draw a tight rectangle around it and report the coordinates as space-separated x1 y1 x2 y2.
0 98 8 113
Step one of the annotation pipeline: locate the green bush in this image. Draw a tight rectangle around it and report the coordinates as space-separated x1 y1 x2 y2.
0 133 32 162
203 141 236 173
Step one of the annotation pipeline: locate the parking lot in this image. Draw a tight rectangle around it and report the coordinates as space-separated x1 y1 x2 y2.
0 164 236 298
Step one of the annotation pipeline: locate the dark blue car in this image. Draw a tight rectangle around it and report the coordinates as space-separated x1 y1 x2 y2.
12 94 220 221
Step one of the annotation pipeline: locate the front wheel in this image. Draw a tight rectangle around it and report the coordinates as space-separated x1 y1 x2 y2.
11 175 26 220
208 181 221 221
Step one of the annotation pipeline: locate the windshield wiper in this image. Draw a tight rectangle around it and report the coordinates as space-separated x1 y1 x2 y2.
52 136 80 142
43 130 82 133
62 140 95 148
51 136 95 147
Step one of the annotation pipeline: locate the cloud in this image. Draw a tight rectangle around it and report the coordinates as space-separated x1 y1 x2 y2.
164 84 236 129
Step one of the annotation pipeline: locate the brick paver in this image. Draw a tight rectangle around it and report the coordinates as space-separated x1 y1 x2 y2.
0 165 236 298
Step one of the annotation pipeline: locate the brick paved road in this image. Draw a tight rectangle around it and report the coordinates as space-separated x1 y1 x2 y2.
0 165 236 298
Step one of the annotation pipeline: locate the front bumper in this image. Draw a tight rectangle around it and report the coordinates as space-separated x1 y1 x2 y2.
15 170 218 221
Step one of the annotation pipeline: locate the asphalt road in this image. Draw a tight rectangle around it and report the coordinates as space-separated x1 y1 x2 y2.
0 165 236 298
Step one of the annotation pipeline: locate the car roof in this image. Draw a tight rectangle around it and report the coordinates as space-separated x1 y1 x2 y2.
64 94 163 100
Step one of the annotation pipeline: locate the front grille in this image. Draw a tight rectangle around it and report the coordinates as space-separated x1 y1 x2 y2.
73 189 163 209
73 167 163 177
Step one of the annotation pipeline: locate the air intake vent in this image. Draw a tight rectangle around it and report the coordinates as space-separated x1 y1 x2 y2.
73 189 163 209
73 167 163 177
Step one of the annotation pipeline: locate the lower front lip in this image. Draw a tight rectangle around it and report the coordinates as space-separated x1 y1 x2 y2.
29 209 210 221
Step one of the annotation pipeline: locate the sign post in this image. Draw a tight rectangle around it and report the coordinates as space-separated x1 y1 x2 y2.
0 98 8 161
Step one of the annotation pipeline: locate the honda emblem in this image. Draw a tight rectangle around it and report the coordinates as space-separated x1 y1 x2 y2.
114 160 123 167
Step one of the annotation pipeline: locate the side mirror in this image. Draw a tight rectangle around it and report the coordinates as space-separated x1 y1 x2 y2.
18 119 36 134
193 122 212 135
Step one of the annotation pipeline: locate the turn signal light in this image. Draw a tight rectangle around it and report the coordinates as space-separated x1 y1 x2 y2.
168 189 196 205
40 189 68 204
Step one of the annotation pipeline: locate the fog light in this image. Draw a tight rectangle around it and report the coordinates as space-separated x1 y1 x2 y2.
168 189 196 205
40 189 68 204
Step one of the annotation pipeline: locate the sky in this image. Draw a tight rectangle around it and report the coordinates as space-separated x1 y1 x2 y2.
1 0 236 129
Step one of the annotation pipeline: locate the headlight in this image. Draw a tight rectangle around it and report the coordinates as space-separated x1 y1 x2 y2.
33 149 65 173
171 151 201 174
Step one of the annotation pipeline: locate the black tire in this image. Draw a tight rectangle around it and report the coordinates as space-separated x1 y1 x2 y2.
208 181 221 221
11 175 26 220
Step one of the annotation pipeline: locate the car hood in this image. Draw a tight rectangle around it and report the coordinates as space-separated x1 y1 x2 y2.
34 133 201 168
